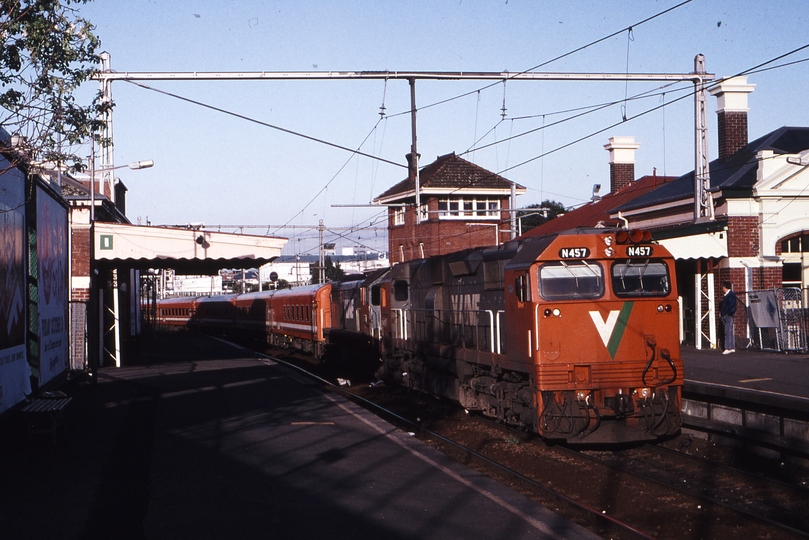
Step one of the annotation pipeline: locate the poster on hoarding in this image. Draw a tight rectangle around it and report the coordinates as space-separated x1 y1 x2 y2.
0 157 31 413
37 185 69 385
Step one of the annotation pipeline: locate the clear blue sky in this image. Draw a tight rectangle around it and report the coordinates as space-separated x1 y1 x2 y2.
76 0 809 256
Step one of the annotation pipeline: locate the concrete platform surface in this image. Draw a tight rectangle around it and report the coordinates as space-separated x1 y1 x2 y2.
681 344 809 412
0 332 599 540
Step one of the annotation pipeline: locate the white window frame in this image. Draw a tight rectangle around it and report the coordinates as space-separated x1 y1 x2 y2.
418 203 429 222
393 207 405 226
437 197 500 220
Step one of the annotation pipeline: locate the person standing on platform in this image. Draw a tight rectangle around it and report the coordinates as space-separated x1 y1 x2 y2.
719 281 738 354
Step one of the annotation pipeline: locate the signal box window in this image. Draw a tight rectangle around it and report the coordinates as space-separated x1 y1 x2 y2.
539 261 603 300
611 259 670 297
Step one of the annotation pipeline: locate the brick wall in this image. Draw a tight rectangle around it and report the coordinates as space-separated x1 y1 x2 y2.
72 288 89 302
71 227 90 278
717 110 748 161
388 196 511 262
610 162 634 193
727 216 759 257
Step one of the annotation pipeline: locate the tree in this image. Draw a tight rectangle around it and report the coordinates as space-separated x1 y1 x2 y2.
517 200 568 235
0 1 108 170
310 256 345 284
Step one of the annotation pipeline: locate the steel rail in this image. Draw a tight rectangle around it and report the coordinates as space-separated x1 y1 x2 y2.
567 446 809 538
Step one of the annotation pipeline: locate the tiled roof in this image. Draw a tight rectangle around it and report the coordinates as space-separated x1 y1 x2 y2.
375 152 522 202
619 126 809 212
520 174 676 238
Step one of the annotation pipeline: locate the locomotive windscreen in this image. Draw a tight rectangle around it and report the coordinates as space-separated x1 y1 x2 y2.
611 259 670 297
539 260 604 300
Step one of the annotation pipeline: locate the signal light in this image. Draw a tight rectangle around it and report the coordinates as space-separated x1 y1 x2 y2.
629 229 644 243
616 230 628 243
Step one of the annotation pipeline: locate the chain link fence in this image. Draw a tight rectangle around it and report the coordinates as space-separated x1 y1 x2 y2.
747 288 807 352
69 300 88 371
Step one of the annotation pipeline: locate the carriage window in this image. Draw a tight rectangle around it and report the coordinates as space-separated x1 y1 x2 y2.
371 285 381 306
539 261 604 300
611 259 670 297
393 280 409 302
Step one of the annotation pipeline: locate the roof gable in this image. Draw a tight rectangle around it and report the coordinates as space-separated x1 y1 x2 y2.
618 126 809 212
374 152 523 203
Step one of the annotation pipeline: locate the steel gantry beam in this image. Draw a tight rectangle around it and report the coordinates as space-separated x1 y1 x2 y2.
93 59 716 218
95 69 713 83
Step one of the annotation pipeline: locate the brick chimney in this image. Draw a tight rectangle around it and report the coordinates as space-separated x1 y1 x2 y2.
604 136 639 193
709 76 755 161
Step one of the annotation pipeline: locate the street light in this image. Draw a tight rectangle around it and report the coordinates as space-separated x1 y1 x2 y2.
89 155 154 221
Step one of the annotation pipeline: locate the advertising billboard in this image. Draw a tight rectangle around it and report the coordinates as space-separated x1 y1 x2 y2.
37 185 69 385
0 157 31 413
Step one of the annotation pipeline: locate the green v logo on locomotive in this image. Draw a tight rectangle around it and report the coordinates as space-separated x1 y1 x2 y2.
589 302 634 360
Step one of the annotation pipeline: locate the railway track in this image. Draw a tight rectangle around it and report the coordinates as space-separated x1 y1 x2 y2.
577 443 809 535
257 345 809 539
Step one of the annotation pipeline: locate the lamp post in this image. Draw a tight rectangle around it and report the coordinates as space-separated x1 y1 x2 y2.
87 147 153 381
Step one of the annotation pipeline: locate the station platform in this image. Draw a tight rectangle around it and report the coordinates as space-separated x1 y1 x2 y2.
681 344 809 412
0 332 599 540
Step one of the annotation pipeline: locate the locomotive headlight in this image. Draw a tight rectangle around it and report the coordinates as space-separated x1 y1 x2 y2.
604 247 614 257
603 236 614 246
552 308 561 317
657 304 665 312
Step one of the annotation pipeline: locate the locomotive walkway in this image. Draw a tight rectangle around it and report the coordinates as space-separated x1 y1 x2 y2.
0 332 599 540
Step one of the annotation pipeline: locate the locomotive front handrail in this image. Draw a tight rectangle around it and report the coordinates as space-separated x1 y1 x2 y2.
496 310 505 354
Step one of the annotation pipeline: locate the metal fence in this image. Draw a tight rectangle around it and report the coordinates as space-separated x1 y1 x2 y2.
747 288 807 352
69 300 88 371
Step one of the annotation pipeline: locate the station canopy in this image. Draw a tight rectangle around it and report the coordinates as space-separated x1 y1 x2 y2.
93 223 287 274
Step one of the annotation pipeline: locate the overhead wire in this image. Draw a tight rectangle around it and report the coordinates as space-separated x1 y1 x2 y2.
437 41 809 204
383 0 695 120
462 80 688 156
122 79 406 171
